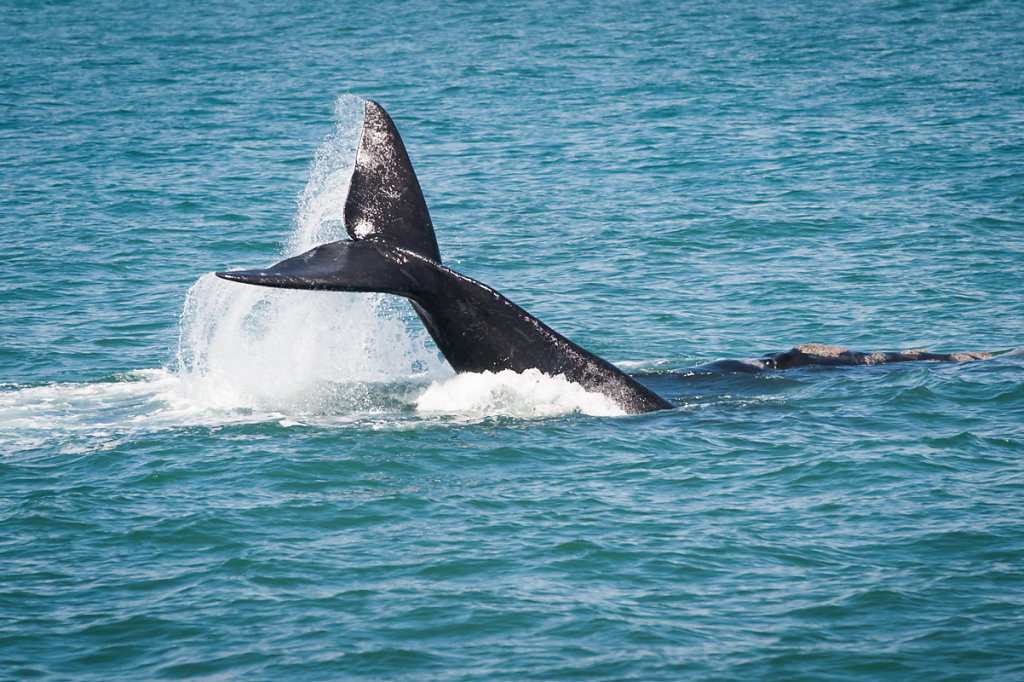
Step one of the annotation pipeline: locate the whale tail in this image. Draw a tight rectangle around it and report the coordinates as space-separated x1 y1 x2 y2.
343 100 441 263
217 99 442 294
216 100 673 414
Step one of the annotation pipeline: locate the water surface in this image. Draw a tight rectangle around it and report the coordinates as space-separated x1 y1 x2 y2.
2 0 1023 679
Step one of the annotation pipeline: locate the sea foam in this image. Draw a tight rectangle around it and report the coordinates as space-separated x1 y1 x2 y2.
415 368 626 418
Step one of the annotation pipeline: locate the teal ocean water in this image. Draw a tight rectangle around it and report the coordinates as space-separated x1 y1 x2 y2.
3 0 1023 678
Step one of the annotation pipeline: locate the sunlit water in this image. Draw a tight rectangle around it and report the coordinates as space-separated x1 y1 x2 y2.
2 1 1023 679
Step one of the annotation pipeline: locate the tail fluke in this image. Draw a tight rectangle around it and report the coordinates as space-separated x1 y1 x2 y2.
217 99 440 292
216 240 431 297
344 100 441 263
215 100 673 414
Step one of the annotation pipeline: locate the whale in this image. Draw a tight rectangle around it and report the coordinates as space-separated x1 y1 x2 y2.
217 100 673 414
694 343 992 374
217 100 991 414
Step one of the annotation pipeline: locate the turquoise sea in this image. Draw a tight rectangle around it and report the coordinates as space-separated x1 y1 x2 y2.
2 0 1023 678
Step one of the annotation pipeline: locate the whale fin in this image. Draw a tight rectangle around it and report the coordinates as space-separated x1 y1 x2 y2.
215 240 430 297
343 100 442 263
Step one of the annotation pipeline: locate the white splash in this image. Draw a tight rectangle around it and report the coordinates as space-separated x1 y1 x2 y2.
287 94 365 254
172 275 446 413
415 368 626 419
172 95 449 414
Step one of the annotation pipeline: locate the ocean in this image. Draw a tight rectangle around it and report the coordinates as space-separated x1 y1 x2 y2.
2 0 1023 678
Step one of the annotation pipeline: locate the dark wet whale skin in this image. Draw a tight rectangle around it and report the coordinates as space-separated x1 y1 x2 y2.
218 101 990 414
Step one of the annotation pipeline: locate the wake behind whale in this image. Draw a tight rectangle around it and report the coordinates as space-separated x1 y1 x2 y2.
216 100 991 415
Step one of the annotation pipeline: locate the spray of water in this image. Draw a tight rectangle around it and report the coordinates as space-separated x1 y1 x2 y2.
173 96 449 414
287 95 366 254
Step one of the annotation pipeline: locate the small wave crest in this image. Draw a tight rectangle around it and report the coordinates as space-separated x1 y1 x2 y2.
415 369 626 419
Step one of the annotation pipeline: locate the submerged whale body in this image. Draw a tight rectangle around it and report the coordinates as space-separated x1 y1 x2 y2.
217 101 989 414
695 343 993 374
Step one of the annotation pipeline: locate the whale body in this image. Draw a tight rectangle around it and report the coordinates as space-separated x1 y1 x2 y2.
217 101 990 414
